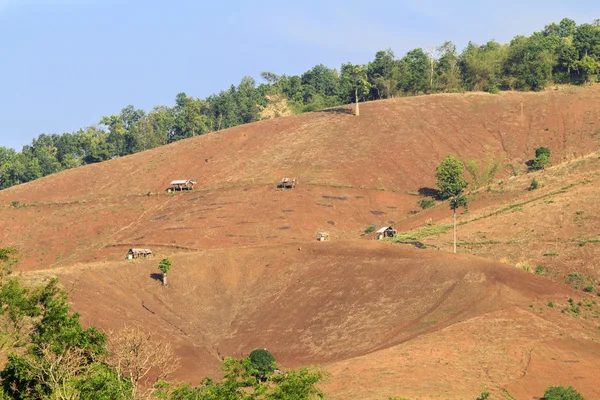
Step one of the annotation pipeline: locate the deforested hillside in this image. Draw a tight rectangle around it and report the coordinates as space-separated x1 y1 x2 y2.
2 87 600 399
1 87 600 269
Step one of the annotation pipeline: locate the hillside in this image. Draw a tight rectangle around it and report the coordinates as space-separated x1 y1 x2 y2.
3 86 600 399
2 86 600 270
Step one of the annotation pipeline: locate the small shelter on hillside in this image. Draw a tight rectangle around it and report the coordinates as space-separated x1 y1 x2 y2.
280 177 297 189
376 226 397 240
167 179 197 192
316 232 330 242
126 248 152 259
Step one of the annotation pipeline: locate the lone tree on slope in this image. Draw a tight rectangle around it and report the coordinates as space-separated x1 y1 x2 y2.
341 63 370 116
435 156 468 254
158 258 172 287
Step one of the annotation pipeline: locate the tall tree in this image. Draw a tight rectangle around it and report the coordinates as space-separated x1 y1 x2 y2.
437 42 461 92
435 156 468 254
340 63 370 116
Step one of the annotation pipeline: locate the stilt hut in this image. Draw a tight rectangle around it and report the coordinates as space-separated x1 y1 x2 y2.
376 226 397 240
280 178 297 189
167 179 196 192
126 248 153 259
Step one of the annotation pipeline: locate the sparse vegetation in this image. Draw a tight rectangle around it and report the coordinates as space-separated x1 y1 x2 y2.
464 157 502 189
535 265 547 276
364 226 376 234
529 178 539 190
417 198 436 210
530 147 551 171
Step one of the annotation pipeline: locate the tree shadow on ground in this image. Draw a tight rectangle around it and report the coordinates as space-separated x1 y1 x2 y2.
418 187 440 199
150 273 163 283
315 107 354 115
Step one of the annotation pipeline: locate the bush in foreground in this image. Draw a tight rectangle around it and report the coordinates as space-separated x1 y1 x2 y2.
542 385 584 400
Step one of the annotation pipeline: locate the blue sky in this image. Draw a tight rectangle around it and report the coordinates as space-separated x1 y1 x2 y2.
0 0 597 150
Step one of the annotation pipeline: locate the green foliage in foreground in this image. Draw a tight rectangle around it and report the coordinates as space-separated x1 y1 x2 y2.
154 357 326 400
542 385 585 400
249 349 276 380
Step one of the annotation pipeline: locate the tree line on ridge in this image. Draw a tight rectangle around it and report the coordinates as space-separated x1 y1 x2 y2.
0 18 599 191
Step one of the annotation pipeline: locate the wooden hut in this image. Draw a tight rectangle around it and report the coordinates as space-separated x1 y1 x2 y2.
127 248 152 259
280 177 297 189
316 232 330 242
167 179 197 192
376 226 397 240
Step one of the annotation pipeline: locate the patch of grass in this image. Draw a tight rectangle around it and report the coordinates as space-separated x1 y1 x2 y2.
534 265 547 276
364 226 376 234
528 178 539 191
575 210 584 215
417 198 436 210
394 224 451 241
458 183 580 228
457 240 518 246
547 301 554 308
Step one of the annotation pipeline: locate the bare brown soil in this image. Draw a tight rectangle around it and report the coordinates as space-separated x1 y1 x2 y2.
2 86 600 399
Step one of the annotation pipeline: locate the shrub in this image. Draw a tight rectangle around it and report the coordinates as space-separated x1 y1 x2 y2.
542 385 584 400
584 285 594 293
535 147 551 158
476 391 490 400
364 226 375 234
535 265 547 276
417 199 435 210
530 147 551 170
529 178 539 190
248 349 275 380
10 201 19 208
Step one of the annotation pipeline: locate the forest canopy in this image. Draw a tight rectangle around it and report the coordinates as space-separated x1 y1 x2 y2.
1 17 599 190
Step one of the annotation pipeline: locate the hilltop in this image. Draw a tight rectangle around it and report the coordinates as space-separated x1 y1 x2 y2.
2 86 600 398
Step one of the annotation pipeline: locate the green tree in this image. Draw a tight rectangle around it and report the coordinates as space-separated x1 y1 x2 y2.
579 55 600 83
341 63 370 116
400 48 430 95
437 41 461 92
460 41 507 92
530 147 551 170
435 156 468 253
248 349 275 381
542 385 584 400
158 258 172 287
368 49 401 99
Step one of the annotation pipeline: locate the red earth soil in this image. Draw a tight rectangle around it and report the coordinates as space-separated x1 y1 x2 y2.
2 86 600 398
